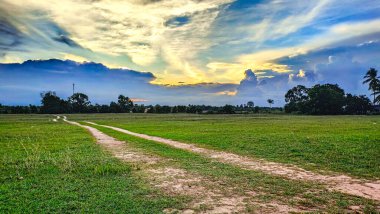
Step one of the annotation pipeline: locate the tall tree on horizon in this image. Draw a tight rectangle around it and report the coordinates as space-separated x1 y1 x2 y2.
247 101 254 108
117 95 133 112
68 93 90 113
374 84 380 104
363 68 380 104
40 91 69 114
267 99 274 109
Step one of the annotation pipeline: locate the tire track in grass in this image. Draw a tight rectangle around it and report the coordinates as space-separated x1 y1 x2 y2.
61 116 303 213
83 120 380 202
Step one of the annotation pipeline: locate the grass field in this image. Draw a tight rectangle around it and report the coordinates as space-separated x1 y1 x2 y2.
1 114 379 213
71 114 380 179
0 115 182 213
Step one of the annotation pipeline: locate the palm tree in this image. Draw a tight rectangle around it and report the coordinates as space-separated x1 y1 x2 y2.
374 84 380 104
247 101 254 108
363 68 380 104
267 99 274 109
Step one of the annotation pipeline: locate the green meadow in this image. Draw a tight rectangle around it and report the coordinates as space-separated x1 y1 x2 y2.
0 115 182 213
1 114 379 212
71 114 380 179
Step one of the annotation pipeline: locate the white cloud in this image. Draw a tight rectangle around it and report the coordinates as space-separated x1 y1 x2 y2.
237 19 380 66
211 0 331 47
2 0 380 88
3 0 233 82
248 0 330 44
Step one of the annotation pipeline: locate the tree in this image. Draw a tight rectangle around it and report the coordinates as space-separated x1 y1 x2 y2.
68 93 90 113
220 105 235 114
267 99 274 109
171 106 178 113
132 104 145 113
363 68 380 104
186 105 197 113
161 106 171 113
109 101 120 113
177 105 187 113
284 85 309 113
29 105 39 113
307 84 345 115
146 106 155 113
117 95 133 113
373 83 380 105
40 91 69 114
247 101 254 108
254 106 260 113
345 94 372 114
99 104 111 113
154 105 162 113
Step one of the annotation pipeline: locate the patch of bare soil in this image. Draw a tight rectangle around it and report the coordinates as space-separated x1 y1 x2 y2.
86 122 380 202
51 115 60 122
63 117 303 213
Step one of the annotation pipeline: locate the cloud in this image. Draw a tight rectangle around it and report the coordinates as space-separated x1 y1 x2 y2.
0 19 22 50
0 59 238 105
238 69 258 89
210 0 330 48
165 16 191 27
202 18 380 85
52 35 81 48
0 7 24 55
313 56 366 92
0 59 154 104
237 19 380 65
233 41 380 106
1 0 238 84
1 0 380 106
202 0 380 85
130 98 148 103
288 70 315 83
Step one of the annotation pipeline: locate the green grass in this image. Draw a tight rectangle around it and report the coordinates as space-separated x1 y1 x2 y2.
71 114 380 179
0 115 182 213
84 122 379 212
1 114 379 212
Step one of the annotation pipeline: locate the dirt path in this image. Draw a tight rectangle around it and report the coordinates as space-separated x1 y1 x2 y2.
61 116 303 213
52 115 60 122
84 121 380 202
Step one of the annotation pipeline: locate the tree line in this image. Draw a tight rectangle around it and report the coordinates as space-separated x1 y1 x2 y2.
39 91 135 114
0 91 278 114
284 68 380 115
1 68 379 115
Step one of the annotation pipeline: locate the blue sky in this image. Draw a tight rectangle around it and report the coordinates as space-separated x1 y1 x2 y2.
0 0 380 106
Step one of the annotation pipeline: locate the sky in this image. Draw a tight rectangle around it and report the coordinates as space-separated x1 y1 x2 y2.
1 0 380 106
